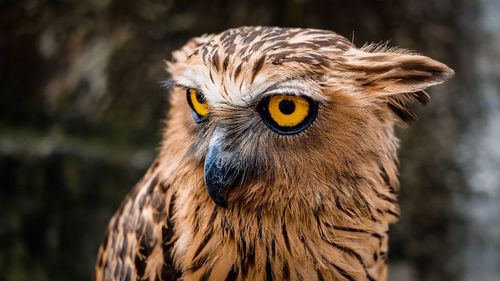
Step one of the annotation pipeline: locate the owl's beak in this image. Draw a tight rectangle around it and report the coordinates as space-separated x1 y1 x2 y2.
204 127 238 208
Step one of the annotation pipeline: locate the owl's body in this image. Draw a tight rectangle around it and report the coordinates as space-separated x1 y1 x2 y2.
94 27 453 281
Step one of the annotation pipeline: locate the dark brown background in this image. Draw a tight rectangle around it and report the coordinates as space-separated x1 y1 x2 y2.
1 0 499 280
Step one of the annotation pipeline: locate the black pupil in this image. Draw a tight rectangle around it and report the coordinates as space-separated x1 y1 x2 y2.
195 91 205 104
279 99 295 115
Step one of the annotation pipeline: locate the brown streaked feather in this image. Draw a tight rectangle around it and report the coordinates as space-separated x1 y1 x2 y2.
385 91 431 123
93 166 181 281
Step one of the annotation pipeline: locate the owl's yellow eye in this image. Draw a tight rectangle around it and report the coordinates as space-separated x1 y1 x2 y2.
258 95 318 134
187 88 209 123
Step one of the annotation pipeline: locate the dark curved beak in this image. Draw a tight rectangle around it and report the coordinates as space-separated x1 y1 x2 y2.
204 127 239 208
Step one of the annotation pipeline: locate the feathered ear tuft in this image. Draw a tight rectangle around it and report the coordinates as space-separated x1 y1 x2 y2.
341 47 454 123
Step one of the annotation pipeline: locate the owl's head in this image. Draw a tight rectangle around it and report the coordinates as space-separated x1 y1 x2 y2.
163 27 453 210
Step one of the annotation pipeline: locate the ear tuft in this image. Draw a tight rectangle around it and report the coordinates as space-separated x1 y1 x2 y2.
384 55 455 93
344 49 454 94
341 48 454 123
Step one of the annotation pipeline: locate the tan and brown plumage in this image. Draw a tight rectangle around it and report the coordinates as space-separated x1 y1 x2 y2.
93 26 453 281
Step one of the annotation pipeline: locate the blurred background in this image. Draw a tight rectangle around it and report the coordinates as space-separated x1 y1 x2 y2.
1 0 499 280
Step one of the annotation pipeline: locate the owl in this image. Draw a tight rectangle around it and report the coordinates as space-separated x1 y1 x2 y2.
93 26 453 281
